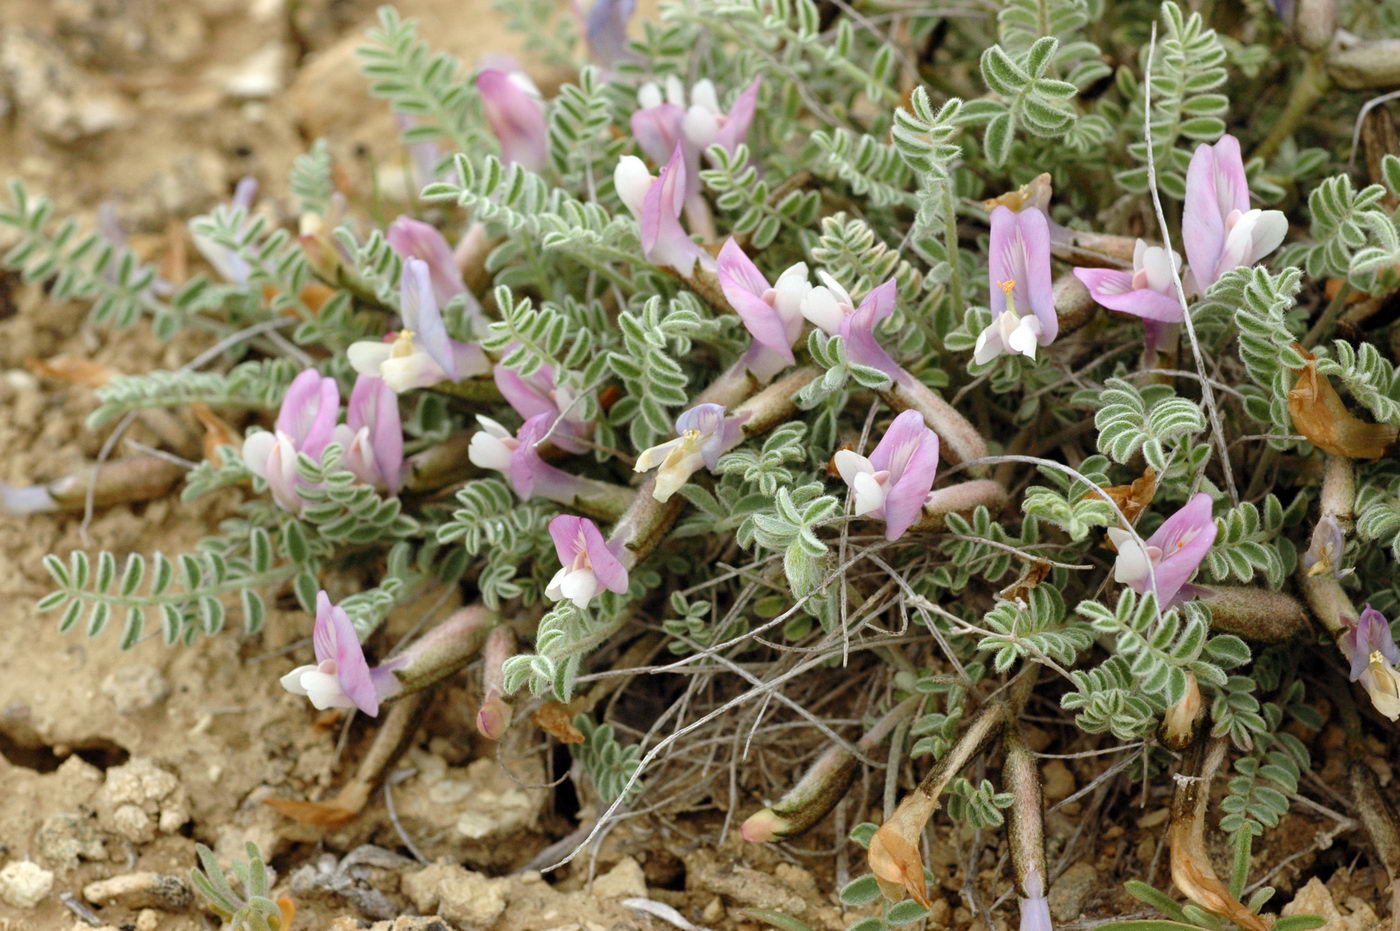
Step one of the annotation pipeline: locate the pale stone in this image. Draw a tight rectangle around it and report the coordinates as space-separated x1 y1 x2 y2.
0 860 54 909
589 857 647 899
83 871 192 911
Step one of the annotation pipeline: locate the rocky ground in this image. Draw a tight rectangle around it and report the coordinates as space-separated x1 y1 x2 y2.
0 1 1392 929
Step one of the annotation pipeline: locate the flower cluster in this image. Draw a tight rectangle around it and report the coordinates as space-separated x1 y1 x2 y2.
242 369 403 514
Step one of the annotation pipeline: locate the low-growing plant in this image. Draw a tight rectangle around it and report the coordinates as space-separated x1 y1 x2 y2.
7 0 1400 926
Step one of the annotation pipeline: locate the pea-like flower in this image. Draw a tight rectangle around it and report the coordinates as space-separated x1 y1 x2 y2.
386 216 484 333
493 358 591 454
469 413 589 502
832 410 941 542
280 591 405 717
615 144 715 276
717 238 809 381
332 375 404 495
1107 493 1218 608
476 68 549 173
242 369 340 514
975 206 1057 365
1302 513 1351 578
801 273 902 384
194 176 260 285
348 257 489 392
578 0 636 73
546 515 629 608
1341 605 1400 721
634 403 750 502
1073 239 1185 325
1182 135 1287 293
632 76 760 177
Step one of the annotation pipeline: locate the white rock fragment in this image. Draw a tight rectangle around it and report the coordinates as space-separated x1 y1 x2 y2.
222 44 285 99
0 860 55 909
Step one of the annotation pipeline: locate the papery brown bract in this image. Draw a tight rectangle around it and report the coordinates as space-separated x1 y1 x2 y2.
1288 346 1398 459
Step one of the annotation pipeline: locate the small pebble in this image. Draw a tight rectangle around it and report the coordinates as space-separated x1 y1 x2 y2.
0 860 54 909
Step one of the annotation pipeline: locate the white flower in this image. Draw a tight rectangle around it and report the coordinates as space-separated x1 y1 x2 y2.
280 659 357 711
348 331 447 393
467 416 517 473
973 309 1043 365
800 271 854 335
832 449 890 516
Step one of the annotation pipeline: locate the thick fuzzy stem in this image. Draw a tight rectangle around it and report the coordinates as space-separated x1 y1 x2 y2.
741 696 919 842
2 456 185 515
1196 586 1307 642
1328 38 1400 90
882 373 988 470
478 625 516 740
911 479 1009 534
1005 725 1051 930
390 605 495 697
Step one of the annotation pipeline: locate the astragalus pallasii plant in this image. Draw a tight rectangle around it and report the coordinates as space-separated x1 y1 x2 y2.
5 0 1400 927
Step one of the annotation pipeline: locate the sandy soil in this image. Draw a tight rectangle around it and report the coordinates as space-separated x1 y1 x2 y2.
0 1 1392 929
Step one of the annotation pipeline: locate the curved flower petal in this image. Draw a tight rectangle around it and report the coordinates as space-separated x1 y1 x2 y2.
313 591 380 716
1142 493 1218 606
1073 268 1185 323
477 69 549 173
276 370 340 457
713 76 761 153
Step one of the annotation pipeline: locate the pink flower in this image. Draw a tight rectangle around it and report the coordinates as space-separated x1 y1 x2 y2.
1341 605 1400 720
493 359 590 454
546 515 629 608
476 69 549 173
634 403 750 502
334 375 404 494
347 257 489 392
1073 239 1185 323
614 144 715 276
242 369 340 514
1182 135 1287 292
469 413 592 503
717 238 809 381
832 410 941 541
280 591 405 717
1107 493 1218 608
386 217 481 320
631 76 761 200
976 206 1057 364
801 274 903 384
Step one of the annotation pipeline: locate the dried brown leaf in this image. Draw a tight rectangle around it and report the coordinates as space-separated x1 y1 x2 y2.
1288 345 1398 459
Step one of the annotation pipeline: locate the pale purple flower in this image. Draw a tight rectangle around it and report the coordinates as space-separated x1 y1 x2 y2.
631 77 688 177
477 69 549 173
333 375 404 494
717 238 809 381
801 273 903 384
1303 513 1352 579
579 0 636 72
347 257 489 392
615 144 715 276
634 403 751 502
1183 135 1288 292
242 369 340 514
1341 605 1400 721
493 358 590 453
280 591 405 717
194 176 260 285
1019 867 1053 931
975 206 1057 364
832 410 940 542
546 514 629 608
1107 493 1218 608
469 413 591 503
386 216 484 324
